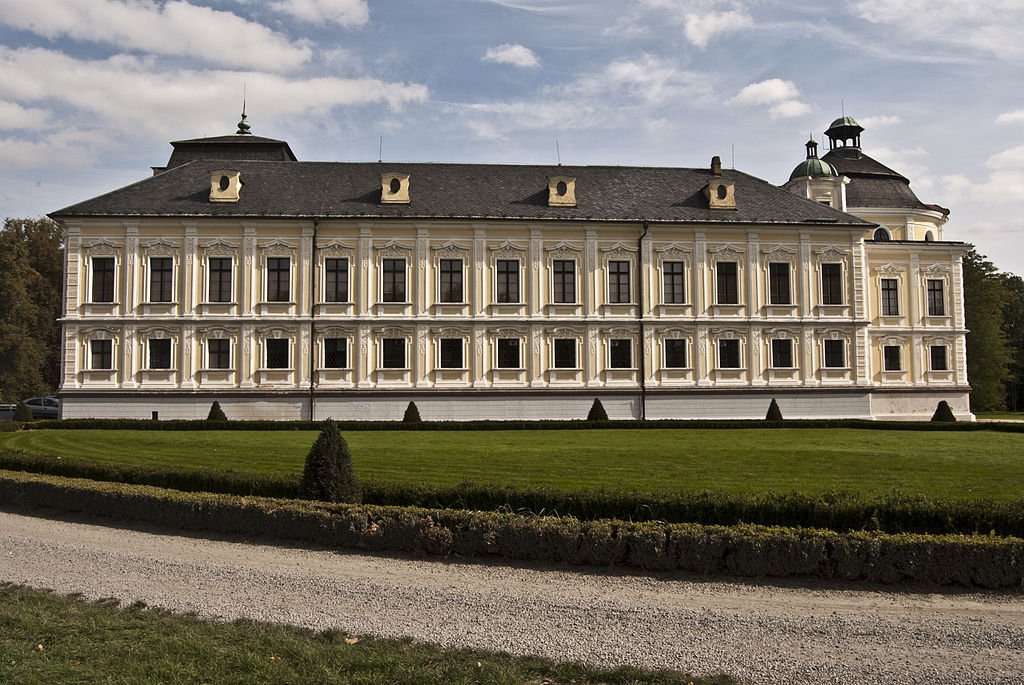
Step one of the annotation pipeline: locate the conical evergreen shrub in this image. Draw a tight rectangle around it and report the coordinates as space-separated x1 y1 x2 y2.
931 400 957 422
300 419 361 503
587 398 609 422
13 401 32 422
403 401 422 423
765 398 784 422
206 400 227 422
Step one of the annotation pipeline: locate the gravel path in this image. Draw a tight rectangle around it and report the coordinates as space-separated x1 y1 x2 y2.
2 508 1022 684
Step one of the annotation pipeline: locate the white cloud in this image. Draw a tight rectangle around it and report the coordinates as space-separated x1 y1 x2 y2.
0 0 311 72
996 109 1024 125
0 128 110 170
0 101 52 130
684 10 752 48
851 0 1024 59
859 115 902 128
482 44 540 69
0 47 428 165
728 79 799 106
727 79 809 119
985 144 1024 172
769 100 812 119
269 0 369 27
567 55 710 104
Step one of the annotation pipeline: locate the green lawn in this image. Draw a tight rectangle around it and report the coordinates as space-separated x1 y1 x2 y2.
0 584 726 685
3 427 1023 499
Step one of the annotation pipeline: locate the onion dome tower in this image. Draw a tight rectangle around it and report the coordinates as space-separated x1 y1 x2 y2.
789 138 838 181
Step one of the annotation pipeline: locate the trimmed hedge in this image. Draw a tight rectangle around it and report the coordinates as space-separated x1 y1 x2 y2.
24 417 1024 433
0 420 18 433
3 449 1023 537
1 469 1021 588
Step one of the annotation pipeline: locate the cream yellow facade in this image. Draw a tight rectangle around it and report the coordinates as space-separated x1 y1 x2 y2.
52 118 971 420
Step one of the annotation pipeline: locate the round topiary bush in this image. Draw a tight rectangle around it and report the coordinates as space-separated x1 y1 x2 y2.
300 419 361 503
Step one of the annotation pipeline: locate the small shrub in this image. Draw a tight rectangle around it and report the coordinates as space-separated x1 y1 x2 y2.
765 398 783 422
206 401 228 422
402 401 422 423
586 399 609 422
0 420 18 433
931 400 957 423
13 402 32 422
300 419 361 503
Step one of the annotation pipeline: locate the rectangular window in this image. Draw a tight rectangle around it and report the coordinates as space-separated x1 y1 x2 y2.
267 257 290 302
381 338 406 368
927 279 945 316
208 339 230 369
439 259 463 303
324 258 349 303
821 263 843 305
608 260 631 304
382 258 406 303
768 262 791 305
664 339 687 368
90 339 112 370
771 339 793 368
496 338 520 368
438 338 463 368
662 261 685 304
883 345 902 371
324 338 347 369
148 339 172 370
265 338 289 369
609 339 632 368
718 339 741 369
930 345 949 371
881 278 899 316
150 257 174 303
716 262 739 305
495 259 520 303
823 339 845 368
553 338 577 368
91 257 115 303
552 260 576 304
208 257 232 303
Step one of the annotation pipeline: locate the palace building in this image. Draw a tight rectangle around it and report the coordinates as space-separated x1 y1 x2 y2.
49 114 971 420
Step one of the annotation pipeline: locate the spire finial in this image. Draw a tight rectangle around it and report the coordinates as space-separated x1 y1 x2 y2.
236 85 251 135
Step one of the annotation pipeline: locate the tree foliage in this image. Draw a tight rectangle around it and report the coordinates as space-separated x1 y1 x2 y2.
962 249 1013 411
998 272 1024 411
299 419 361 503
0 218 63 403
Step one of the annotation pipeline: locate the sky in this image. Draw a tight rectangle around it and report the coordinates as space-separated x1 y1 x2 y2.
1 0 1023 274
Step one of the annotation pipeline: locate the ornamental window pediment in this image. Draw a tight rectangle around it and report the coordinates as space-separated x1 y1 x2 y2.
489 240 526 260
258 240 297 257
82 239 122 256
761 244 797 265
709 244 744 263
200 239 239 257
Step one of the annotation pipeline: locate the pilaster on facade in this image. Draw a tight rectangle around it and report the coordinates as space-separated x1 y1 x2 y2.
909 253 921 328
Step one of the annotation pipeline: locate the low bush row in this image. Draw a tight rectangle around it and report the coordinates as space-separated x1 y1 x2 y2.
1 469 1021 588
27 417 1024 433
0 420 17 433
3 449 1023 537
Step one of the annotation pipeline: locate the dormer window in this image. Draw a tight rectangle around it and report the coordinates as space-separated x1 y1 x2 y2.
381 173 410 204
547 176 576 207
705 180 736 210
209 170 241 203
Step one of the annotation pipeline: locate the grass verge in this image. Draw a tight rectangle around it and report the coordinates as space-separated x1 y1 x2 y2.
0 583 731 685
2 427 1024 499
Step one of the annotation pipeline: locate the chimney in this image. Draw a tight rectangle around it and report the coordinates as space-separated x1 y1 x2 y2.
711 156 722 176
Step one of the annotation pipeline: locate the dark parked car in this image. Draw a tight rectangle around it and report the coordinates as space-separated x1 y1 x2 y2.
21 396 60 419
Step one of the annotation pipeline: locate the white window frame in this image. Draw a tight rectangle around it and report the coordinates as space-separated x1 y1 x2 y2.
819 262 845 306
146 336 175 371
660 260 687 305
493 336 524 369
88 336 115 370
379 336 410 369
551 337 580 369
606 258 633 305
716 337 742 369
822 338 847 369
87 255 118 304
880 276 901 317
493 257 523 305
767 262 793 306
205 254 235 304
321 336 351 369
322 256 351 304
436 257 466 305
436 336 467 370
146 255 176 304
551 258 579 305
662 337 689 369
379 257 409 304
769 337 795 369
206 337 232 370
263 255 293 303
